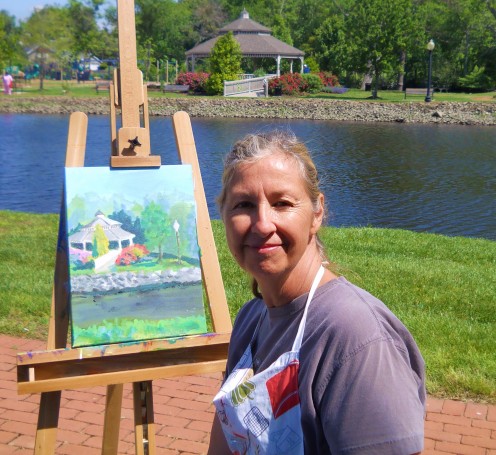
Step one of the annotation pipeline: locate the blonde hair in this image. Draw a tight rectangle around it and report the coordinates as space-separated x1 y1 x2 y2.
218 130 330 298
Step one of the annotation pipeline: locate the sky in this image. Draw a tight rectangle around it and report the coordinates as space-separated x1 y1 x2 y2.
0 0 70 21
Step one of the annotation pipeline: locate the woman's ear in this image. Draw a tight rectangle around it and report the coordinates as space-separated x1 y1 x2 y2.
311 193 325 234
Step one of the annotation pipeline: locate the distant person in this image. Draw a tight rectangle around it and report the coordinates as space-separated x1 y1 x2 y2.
208 130 426 454
3 72 13 95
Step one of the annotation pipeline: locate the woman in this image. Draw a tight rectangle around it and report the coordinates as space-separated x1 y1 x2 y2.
209 131 425 455
3 72 13 95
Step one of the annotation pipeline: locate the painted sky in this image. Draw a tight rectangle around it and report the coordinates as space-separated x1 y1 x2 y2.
65 165 195 207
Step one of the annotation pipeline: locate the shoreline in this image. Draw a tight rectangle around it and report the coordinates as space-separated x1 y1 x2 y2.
1 96 496 125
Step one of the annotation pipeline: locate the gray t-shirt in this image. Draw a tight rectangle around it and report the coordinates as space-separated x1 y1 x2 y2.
224 276 426 454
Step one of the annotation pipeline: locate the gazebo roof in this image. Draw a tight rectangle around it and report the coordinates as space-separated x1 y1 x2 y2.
185 9 304 59
219 8 271 34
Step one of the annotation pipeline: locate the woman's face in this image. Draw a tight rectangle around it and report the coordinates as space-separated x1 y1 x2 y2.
222 152 323 284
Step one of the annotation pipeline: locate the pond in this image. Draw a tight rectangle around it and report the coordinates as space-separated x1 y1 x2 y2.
0 113 494 240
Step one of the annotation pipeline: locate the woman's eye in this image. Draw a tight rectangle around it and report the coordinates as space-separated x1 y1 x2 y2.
273 200 292 208
232 201 253 210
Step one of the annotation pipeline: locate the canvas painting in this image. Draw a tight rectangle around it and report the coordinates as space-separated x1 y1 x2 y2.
64 165 207 347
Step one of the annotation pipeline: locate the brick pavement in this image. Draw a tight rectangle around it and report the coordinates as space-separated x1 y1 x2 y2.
1 335 495 454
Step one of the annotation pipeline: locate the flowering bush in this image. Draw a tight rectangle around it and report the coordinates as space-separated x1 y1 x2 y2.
317 72 340 87
69 247 94 270
115 244 150 266
269 73 308 96
175 72 209 93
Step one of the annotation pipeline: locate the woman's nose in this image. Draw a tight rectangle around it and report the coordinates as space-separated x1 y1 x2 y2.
251 204 276 236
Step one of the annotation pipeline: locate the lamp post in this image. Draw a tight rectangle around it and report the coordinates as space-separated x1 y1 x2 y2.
425 39 435 102
173 219 181 263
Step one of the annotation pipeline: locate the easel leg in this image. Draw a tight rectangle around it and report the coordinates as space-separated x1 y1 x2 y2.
102 384 123 455
34 391 61 454
133 381 156 455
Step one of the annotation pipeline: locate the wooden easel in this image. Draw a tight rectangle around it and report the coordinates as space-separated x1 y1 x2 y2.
16 1 232 453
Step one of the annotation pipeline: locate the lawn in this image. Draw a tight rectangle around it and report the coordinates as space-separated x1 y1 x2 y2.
11 79 496 103
1 210 494 403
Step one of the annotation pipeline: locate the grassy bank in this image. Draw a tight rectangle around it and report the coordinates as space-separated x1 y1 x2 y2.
11 79 496 103
1 210 494 402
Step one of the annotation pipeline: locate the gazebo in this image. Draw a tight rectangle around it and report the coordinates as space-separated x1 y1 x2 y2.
69 210 135 252
185 9 304 77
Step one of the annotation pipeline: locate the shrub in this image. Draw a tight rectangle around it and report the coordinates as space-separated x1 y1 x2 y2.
318 71 340 87
115 244 150 266
269 73 308 96
69 247 94 270
206 31 242 95
302 73 324 93
175 72 209 93
206 73 225 96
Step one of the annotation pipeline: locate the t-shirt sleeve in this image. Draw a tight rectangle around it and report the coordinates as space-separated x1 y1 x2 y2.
318 337 425 455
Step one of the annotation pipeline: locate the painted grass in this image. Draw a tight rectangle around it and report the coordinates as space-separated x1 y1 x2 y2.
1 210 495 402
72 315 207 347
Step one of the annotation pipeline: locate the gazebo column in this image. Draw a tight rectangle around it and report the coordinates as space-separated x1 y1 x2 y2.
290 60 293 73
191 56 196 72
300 57 304 73
276 55 281 76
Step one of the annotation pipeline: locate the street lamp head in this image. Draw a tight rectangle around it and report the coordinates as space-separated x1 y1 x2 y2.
427 39 435 51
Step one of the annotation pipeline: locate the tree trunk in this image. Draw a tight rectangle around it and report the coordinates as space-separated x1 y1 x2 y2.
372 67 379 98
398 50 406 91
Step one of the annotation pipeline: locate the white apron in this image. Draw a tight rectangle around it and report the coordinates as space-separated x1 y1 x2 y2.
213 266 325 455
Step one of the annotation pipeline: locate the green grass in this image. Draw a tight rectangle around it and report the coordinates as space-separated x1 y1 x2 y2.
306 87 496 103
1 210 495 402
12 79 190 98
11 79 495 103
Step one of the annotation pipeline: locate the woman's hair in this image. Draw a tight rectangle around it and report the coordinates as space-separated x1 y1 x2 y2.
217 130 330 298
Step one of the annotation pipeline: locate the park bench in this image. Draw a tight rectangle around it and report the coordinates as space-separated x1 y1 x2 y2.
163 84 190 93
95 81 111 93
146 82 161 91
404 87 435 99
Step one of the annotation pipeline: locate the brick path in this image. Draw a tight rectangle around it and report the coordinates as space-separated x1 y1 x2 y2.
1 335 495 454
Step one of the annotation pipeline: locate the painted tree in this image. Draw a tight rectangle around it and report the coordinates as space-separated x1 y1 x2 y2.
141 202 171 263
206 31 242 95
92 224 109 258
168 202 197 259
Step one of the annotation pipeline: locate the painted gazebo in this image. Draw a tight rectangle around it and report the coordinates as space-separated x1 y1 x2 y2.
185 9 304 77
69 210 135 252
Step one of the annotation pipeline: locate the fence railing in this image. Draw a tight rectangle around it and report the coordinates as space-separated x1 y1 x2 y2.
224 75 277 97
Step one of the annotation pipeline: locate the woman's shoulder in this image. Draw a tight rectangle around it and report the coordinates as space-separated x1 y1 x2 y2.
307 276 410 346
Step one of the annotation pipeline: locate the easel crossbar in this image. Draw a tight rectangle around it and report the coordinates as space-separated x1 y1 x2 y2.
17 333 229 394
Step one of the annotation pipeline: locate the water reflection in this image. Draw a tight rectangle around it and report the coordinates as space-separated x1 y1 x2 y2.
0 113 494 240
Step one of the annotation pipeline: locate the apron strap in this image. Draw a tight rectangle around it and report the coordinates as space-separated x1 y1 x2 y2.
291 265 325 352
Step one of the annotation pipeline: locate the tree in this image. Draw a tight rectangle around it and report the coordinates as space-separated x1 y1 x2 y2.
135 0 194 64
21 6 74 86
206 31 241 95
67 0 107 59
92 224 109 258
141 202 171 263
314 15 348 74
185 0 227 45
0 11 22 70
345 0 417 98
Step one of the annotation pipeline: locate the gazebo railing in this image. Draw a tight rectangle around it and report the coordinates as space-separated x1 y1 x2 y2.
224 75 277 97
